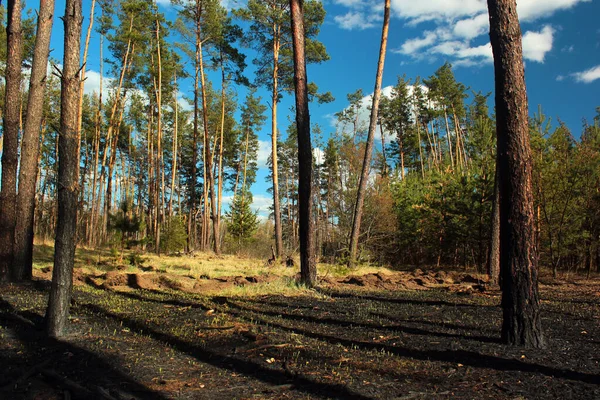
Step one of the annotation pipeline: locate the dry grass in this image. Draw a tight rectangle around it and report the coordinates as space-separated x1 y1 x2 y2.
31 242 399 297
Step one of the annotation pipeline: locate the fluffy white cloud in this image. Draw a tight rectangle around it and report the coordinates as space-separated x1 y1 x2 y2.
334 0 589 67
453 13 489 39
398 31 438 55
518 0 591 21
250 194 273 219
522 25 554 63
571 65 600 83
257 140 272 168
334 11 377 30
82 69 114 99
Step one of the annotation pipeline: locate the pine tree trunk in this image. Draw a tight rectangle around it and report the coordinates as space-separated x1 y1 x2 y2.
197 23 220 255
13 0 55 280
487 0 544 348
154 15 163 254
488 161 500 285
88 31 103 246
271 26 284 259
46 0 82 338
0 0 23 282
348 0 390 268
290 0 316 286
168 72 178 220
216 58 226 243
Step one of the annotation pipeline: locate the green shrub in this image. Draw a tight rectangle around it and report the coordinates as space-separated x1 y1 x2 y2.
160 216 188 255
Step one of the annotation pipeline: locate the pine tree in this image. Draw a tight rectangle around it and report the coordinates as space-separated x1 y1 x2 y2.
487 0 544 347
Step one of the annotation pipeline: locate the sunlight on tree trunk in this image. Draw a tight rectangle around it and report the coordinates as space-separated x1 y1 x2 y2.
348 0 390 268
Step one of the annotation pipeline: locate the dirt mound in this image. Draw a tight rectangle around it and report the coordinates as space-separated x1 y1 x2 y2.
100 272 159 291
341 273 400 290
103 271 128 287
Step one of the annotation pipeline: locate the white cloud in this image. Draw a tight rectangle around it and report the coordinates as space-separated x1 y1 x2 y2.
250 194 273 219
334 11 377 30
257 140 271 168
313 147 324 166
398 31 438 55
522 25 554 63
453 13 489 39
82 69 114 99
517 0 591 21
571 65 600 83
335 0 588 67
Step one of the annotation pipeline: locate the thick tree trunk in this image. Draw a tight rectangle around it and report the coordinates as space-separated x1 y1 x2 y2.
46 0 82 338
290 0 316 286
348 0 390 268
487 0 544 348
13 0 55 281
0 0 23 282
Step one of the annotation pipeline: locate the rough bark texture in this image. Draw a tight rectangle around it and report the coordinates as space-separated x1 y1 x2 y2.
46 0 82 338
0 0 23 282
487 0 544 348
14 0 56 281
348 0 390 268
290 0 316 287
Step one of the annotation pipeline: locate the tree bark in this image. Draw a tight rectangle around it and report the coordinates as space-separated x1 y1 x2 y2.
0 0 23 282
46 0 82 338
13 0 55 280
290 0 316 286
347 0 390 268
488 160 500 285
487 0 544 348
271 24 284 259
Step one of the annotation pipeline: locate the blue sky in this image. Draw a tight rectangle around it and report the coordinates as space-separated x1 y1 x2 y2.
45 0 599 218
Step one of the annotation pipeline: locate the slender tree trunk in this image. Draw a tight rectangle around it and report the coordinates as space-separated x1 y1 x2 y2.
415 114 425 179
271 26 284 259
197 25 220 255
348 0 390 268
488 161 500 285
487 0 544 348
379 120 387 176
290 0 316 286
46 0 82 338
13 0 55 280
154 14 163 254
0 0 23 282
169 72 179 220
188 17 200 252
216 57 226 244
88 31 103 246
444 108 455 169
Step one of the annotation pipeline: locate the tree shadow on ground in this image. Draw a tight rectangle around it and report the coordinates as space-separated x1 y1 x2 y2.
76 301 374 400
234 298 500 344
95 287 599 387
316 288 496 309
0 297 168 400
221 297 600 386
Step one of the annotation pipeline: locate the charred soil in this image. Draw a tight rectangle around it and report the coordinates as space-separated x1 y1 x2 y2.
1 267 599 399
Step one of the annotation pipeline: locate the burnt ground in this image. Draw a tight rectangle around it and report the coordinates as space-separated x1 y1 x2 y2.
0 270 599 400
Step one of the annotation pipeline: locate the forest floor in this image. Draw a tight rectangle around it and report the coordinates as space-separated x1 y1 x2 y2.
0 246 599 399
